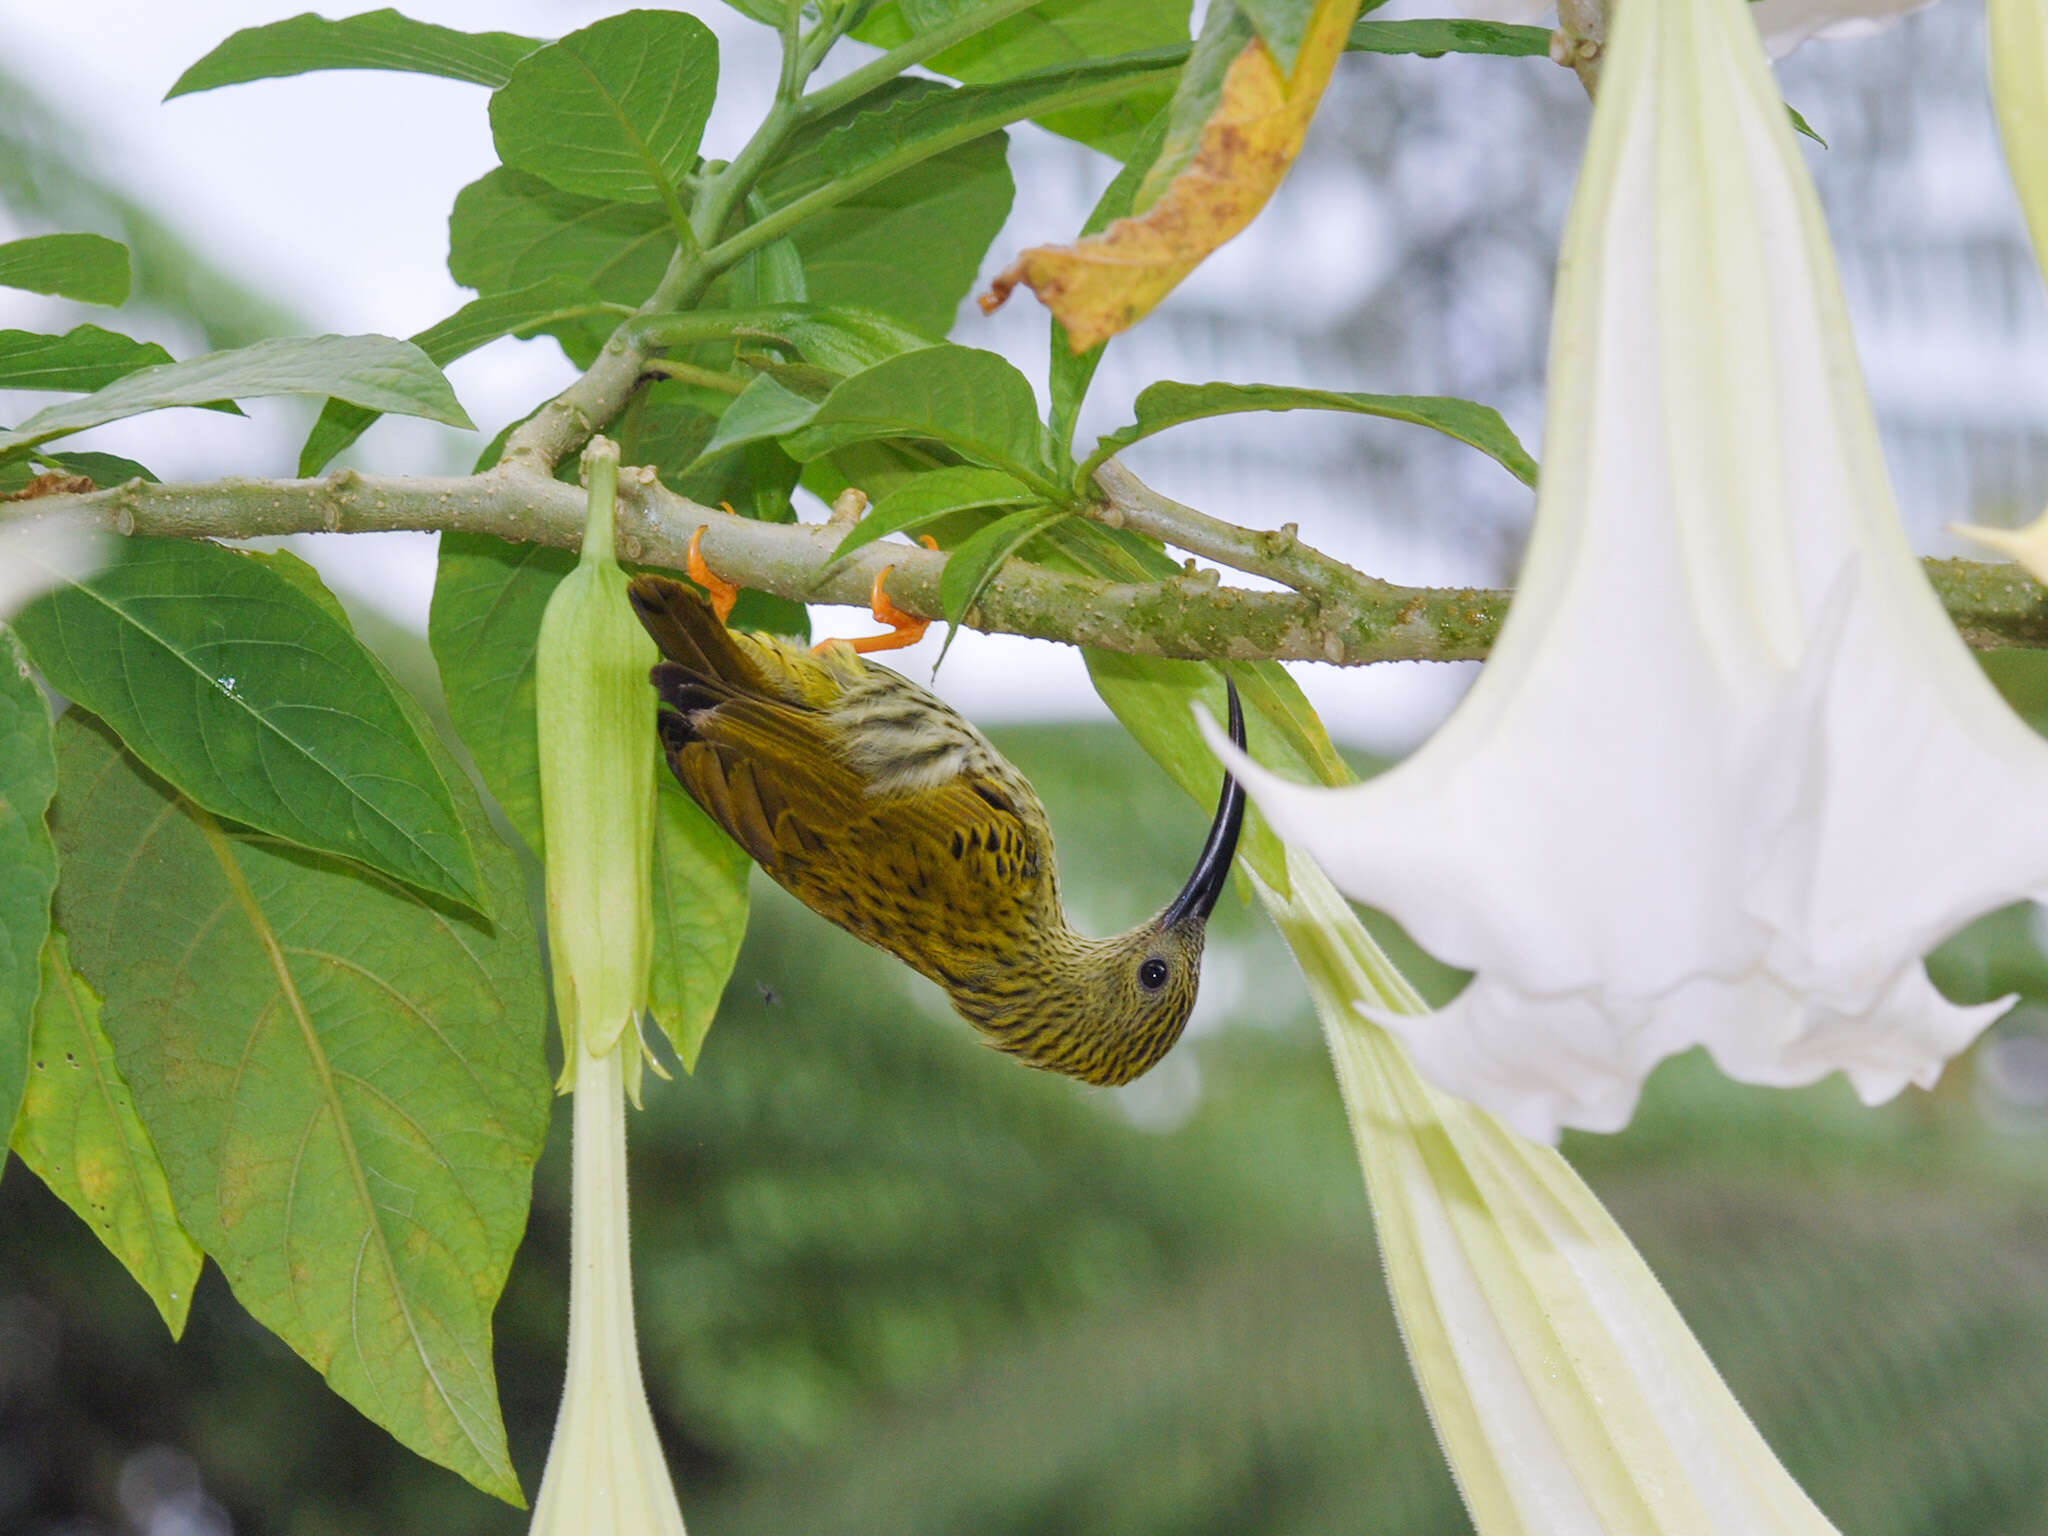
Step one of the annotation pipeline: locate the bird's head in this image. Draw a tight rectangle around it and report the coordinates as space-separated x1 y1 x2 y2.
997 681 1248 1087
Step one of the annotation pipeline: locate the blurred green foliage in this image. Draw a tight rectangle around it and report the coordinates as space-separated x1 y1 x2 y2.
7 719 2048 1535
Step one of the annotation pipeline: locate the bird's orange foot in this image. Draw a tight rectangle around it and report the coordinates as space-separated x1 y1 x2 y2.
816 535 938 656
689 520 740 624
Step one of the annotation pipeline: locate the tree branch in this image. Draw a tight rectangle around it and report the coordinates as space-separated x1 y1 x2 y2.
8 469 2048 664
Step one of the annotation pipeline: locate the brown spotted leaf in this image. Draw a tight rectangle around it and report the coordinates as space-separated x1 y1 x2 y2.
983 0 1362 351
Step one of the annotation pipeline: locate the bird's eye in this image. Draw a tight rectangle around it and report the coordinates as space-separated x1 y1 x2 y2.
1138 957 1170 991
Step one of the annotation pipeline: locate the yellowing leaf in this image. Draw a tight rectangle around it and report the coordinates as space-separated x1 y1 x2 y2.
981 0 1361 352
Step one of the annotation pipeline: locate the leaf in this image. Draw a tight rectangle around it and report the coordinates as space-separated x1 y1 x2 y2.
12 538 486 910
36 450 157 485
691 373 827 468
168 9 541 94
1051 112 1171 449
937 506 1067 662
299 278 618 475
1241 0 1318 72
760 82 1017 338
649 785 751 1071
862 0 1192 157
49 711 548 1502
636 305 934 378
785 346 1058 490
428 533 575 854
0 234 130 306
1083 651 1335 891
11 932 203 1338
1135 0 1255 212
1344 18 1552 57
490 11 718 207
428 533 752 1060
0 628 57 1155
1788 104 1827 147
787 135 1014 338
829 466 1038 563
0 334 472 456
1082 379 1538 489
984 0 1362 352
448 168 677 362
0 325 171 393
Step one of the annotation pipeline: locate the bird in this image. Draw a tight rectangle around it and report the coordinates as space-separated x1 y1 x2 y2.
625 541 1246 1087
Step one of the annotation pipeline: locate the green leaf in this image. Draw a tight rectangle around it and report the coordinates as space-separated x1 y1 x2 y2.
448 168 677 361
717 0 798 24
0 627 57 1156
862 0 1191 156
49 711 548 1503
490 11 718 207
1344 18 1553 57
1788 104 1827 147
760 82 1017 339
649 785 750 1071
0 325 171 393
937 506 1067 662
0 234 130 306
168 9 541 94
11 932 203 1338
1081 380 1538 490
300 278 618 474
1051 112 1170 448
1239 0 1317 72
692 373 826 467
13 538 486 910
0 334 472 456
762 65 1196 334
828 466 1037 563
786 346 1058 490
729 192 808 309
428 533 574 854
635 305 935 378
35 450 157 485
786 134 1013 338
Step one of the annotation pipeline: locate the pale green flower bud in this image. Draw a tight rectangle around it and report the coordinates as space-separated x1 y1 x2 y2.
1260 849 1838 1533
536 437 659 1091
530 437 688 1536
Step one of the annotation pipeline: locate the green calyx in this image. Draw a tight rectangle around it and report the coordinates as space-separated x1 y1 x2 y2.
536 437 660 1092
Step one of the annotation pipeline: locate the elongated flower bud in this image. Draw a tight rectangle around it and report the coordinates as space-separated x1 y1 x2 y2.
530 437 687 1536
1260 849 1837 1533
536 437 659 1092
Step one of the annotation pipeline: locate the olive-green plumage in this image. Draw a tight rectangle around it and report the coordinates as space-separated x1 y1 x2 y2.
627 576 1246 1087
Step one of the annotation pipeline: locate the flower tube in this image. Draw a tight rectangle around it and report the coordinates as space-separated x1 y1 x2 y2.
1206 0 2048 1141
1263 848 1838 1534
529 438 685 1536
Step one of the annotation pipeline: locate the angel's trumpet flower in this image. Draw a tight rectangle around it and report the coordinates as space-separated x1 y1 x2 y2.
529 438 686 1536
1207 0 2048 1141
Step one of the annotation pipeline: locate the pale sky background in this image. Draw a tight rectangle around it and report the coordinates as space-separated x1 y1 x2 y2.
2 0 2042 749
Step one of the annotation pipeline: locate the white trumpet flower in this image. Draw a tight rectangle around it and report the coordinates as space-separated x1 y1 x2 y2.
1207 0 2048 1142
529 439 686 1536
1436 0 1935 55
1263 850 1838 1535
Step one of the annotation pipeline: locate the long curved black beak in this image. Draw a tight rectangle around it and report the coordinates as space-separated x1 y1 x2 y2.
1164 678 1247 927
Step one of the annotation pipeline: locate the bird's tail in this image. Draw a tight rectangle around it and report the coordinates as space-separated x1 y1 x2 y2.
626 575 770 743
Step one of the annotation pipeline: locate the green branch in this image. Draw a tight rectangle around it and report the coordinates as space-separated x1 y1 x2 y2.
11 470 2048 666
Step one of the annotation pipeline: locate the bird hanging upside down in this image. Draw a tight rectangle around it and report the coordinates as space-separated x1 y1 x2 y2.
626 535 1246 1087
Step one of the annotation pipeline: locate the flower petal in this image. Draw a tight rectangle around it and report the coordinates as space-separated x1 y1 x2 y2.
1265 852 1840 1532
1204 0 2048 1138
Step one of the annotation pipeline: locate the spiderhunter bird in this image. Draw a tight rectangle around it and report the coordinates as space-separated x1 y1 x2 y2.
625 530 1247 1086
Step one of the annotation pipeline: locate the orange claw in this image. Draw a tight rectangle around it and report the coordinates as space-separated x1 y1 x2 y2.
816 534 939 656
689 523 740 624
